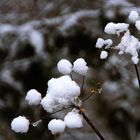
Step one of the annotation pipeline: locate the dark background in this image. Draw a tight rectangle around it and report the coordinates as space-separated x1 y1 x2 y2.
0 0 140 140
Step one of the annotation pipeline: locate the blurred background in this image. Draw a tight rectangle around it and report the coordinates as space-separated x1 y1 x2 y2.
0 0 140 140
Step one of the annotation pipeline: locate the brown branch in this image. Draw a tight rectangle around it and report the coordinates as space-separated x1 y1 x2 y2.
81 112 105 140
134 64 140 88
74 106 104 140
82 93 93 102
31 105 73 126
81 76 85 94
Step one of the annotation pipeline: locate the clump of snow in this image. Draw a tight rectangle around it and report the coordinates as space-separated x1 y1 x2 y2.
25 89 42 105
95 38 113 49
95 38 105 48
48 75 80 98
48 119 66 134
11 116 30 133
135 20 140 31
73 58 88 76
131 56 139 64
115 30 140 62
128 11 139 22
100 51 108 59
28 30 44 54
104 22 129 35
57 59 72 74
105 39 113 47
41 75 80 112
41 94 57 113
64 110 83 128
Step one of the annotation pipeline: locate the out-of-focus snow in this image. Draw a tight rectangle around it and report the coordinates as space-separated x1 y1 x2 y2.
128 11 139 22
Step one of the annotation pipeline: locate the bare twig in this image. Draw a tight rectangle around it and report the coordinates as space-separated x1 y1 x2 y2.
81 76 85 94
31 105 73 126
82 93 93 102
134 64 140 88
74 105 104 140
81 112 105 140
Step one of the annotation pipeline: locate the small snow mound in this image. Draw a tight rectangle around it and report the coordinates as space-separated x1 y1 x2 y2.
64 110 83 128
57 59 72 74
25 89 42 105
73 58 88 76
48 119 66 134
100 51 108 59
128 11 139 22
11 116 29 133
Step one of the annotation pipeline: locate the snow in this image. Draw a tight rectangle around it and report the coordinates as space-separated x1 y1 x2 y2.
125 35 139 56
25 89 42 105
128 11 139 22
64 110 83 128
60 10 99 31
115 30 140 59
135 20 140 31
41 94 56 113
73 58 88 76
41 75 80 112
57 59 72 74
11 116 30 133
100 51 108 59
96 38 113 49
28 30 44 54
105 39 113 47
47 75 80 98
0 24 16 34
95 38 105 48
104 22 129 35
48 119 66 134
133 78 139 88
131 56 139 64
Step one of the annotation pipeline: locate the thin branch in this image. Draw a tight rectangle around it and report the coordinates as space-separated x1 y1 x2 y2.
134 64 140 88
74 105 104 140
81 112 105 140
47 105 73 115
82 93 93 102
81 76 85 94
31 105 73 126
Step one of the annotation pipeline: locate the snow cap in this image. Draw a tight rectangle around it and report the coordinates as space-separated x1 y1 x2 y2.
104 22 129 35
132 56 139 64
11 116 30 133
95 38 105 48
41 75 80 112
48 119 66 134
128 11 139 23
64 110 83 128
57 59 72 74
135 20 140 31
25 89 42 105
73 58 88 76
100 51 108 59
